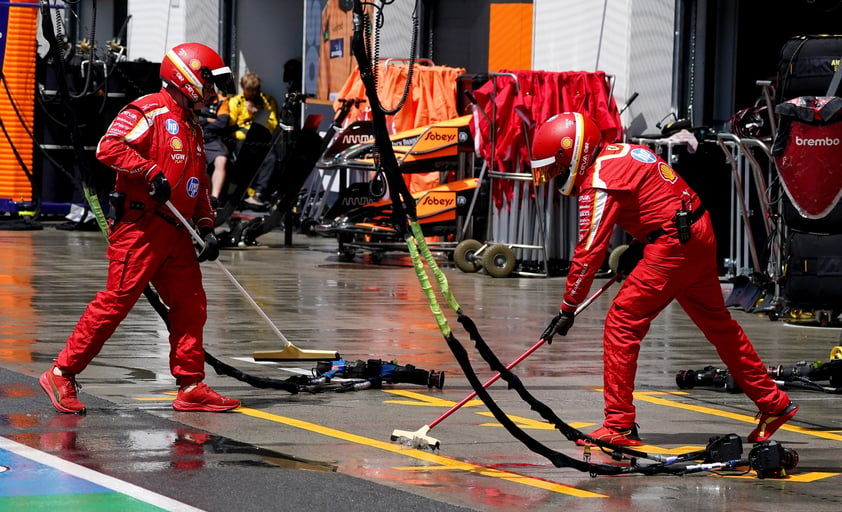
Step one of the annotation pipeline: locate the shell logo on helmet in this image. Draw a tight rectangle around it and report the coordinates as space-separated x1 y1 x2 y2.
160 43 233 103
529 111 602 195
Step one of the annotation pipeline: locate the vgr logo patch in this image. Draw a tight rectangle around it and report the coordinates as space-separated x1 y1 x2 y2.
186 177 200 198
631 147 657 163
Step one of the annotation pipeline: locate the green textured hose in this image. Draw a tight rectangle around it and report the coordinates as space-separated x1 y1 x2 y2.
405 234 452 338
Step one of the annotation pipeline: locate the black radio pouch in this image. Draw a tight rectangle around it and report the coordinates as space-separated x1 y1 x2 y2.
674 209 692 243
107 191 126 224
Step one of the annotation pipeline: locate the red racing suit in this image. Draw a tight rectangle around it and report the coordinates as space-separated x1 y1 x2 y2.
56 88 215 388
561 144 790 428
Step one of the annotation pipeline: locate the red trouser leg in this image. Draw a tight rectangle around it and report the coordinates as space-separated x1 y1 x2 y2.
603 253 676 428
604 229 711 428
151 233 207 388
676 260 789 415
603 217 790 428
56 220 162 374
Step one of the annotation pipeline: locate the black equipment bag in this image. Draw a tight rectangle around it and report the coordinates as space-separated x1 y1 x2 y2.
776 35 842 103
782 197 842 234
781 231 842 310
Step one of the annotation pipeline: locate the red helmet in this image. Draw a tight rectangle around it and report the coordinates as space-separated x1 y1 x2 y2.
530 112 602 195
160 42 233 103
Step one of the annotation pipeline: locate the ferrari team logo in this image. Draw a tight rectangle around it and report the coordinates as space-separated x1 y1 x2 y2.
659 162 678 184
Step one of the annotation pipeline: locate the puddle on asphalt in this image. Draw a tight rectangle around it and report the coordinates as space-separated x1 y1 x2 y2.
2 410 336 474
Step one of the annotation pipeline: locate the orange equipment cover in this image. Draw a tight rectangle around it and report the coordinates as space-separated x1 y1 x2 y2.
0 2 37 202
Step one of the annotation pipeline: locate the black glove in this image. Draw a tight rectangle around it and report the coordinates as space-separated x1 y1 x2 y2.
197 227 219 262
147 171 171 204
541 310 575 344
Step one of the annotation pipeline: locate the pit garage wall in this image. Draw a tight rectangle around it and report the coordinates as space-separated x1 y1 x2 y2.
127 0 302 105
532 0 676 139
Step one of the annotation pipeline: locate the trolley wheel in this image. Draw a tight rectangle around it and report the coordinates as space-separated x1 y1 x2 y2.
483 244 516 278
454 239 483 273
300 218 319 237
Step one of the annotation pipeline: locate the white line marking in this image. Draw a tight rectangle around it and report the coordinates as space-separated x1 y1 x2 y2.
0 436 205 512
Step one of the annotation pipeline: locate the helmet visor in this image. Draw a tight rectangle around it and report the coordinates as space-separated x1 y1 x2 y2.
531 155 567 187
204 66 235 95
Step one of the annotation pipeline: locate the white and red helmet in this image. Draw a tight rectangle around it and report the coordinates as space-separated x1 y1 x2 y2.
160 42 233 103
530 112 602 195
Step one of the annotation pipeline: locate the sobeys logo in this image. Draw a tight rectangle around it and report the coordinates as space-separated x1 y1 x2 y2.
423 131 456 143
420 194 454 207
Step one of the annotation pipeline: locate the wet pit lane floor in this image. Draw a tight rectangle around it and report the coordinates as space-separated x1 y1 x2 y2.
1 224 842 511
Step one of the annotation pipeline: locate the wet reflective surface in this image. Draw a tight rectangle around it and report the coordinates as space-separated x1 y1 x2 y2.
1 225 842 511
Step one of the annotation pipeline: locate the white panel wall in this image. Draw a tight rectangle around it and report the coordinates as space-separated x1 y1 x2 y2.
127 0 187 63
533 0 675 138
626 0 676 137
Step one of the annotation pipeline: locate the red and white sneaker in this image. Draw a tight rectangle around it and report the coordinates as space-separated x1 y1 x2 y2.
172 382 240 412
40 366 86 414
748 402 799 443
576 424 642 447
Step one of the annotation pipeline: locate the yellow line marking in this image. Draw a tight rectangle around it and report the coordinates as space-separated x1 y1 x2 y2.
382 389 483 407
708 471 838 482
234 406 606 498
474 411 594 430
630 391 842 442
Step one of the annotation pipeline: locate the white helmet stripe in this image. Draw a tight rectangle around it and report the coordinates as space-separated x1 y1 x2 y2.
165 49 204 94
569 112 585 174
557 112 585 195
530 156 556 168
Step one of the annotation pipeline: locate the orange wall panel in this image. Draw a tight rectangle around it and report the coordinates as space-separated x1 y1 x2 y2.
488 4 533 72
0 1 38 202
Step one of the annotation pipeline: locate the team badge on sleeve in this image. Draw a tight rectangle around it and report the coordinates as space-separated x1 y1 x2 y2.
630 147 657 163
186 177 200 198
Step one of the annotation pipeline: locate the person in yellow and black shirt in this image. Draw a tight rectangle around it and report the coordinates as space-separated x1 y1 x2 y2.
228 72 280 209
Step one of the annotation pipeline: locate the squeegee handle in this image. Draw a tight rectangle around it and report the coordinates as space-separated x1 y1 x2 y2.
427 273 622 430
428 337 546 429
164 201 292 348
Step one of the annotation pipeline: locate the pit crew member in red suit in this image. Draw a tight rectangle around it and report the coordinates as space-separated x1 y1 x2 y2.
532 112 797 446
40 43 241 414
